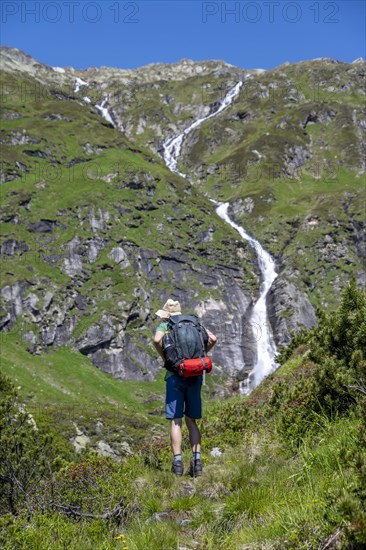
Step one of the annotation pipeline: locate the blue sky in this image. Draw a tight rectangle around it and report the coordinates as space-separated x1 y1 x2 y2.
1 1 365 70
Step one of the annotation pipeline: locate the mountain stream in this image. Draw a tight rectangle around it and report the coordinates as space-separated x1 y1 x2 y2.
162 82 278 392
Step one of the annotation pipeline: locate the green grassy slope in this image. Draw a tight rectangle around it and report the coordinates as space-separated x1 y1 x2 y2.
1 280 365 549
98 58 365 311
0 66 257 449
0 328 167 450
177 60 365 308
0 68 258 391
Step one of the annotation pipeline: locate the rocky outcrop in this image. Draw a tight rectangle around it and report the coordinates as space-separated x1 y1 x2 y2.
0 131 41 146
195 292 253 386
284 144 312 178
27 219 63 233
267 276 317 346
0 239 29 255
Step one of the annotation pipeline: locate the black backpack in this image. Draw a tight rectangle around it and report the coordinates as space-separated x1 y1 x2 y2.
162 314 209 372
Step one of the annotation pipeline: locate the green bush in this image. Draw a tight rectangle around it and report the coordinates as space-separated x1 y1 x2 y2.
274 277 366 448
0 372 59 515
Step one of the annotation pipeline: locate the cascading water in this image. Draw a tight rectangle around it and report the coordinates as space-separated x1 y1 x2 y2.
74 77 88 93
163 82 243 176
215 203 278 392
161 81 278 391
95 98 116 127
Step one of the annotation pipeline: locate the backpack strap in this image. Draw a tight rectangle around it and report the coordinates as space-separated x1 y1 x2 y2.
197 328 206 356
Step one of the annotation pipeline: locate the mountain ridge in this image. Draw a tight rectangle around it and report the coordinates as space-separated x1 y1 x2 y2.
3 45 364 85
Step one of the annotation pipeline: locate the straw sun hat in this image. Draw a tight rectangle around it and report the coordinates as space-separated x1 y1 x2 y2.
155 299 182 319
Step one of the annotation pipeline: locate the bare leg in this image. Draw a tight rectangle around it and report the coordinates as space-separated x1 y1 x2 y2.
185 416 201 453
170 418 183 455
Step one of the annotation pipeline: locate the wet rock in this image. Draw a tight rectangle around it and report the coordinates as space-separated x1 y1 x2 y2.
195 292 252 380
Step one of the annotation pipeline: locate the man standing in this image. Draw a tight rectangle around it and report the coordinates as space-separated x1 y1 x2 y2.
153 299 217 477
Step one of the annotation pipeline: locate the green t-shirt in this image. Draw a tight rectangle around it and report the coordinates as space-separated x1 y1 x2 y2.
155 321 174 381
156 321 168 333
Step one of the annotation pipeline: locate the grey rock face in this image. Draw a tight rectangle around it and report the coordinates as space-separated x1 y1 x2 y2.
0 239 29 255
1 281 31 330
284 144 312 177
0 312 11 331
81 143 107 155
1 112 28 120
267 275 317 346
27 220 58 233
44 113 72 122
73 308 160 381
76 315 115 354
107 246 130 269
302 108 337 128
195 289 252 382
0 131 41 146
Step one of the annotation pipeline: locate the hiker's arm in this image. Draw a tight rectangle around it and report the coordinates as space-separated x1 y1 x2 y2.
153 331 165 360
206 329 217 351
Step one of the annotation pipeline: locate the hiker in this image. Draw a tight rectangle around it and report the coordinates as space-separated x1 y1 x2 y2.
153 299 217 477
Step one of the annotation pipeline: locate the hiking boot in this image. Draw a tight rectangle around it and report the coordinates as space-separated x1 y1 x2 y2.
188 458 203 478
171 460 184 476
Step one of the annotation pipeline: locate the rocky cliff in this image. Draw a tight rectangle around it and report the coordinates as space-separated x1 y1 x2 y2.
1 46 364 388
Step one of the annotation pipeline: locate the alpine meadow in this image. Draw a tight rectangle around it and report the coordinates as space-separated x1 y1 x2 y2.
0 46 365 549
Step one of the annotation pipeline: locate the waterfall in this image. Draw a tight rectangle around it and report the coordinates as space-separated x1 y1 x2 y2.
95 98 116 127
161 80 278 391
163 81 243 177
215 203 278 392
74 77 88 93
